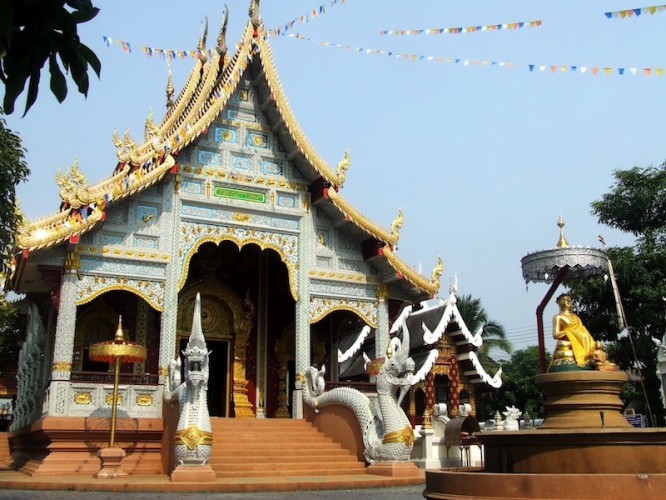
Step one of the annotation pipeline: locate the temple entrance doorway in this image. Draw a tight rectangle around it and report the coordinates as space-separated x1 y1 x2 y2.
178 240 295 418
178 337 230 417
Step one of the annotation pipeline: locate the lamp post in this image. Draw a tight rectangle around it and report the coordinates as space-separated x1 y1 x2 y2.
89 316 146 478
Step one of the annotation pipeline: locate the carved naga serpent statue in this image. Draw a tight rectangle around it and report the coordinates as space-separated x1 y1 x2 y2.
164 293 213 465
303 324 416 463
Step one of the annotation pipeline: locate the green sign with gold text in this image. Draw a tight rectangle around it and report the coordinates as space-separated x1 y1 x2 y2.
214 186 266 203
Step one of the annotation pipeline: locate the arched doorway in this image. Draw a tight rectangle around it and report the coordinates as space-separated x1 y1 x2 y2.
178 241 295 418
74 291 160 375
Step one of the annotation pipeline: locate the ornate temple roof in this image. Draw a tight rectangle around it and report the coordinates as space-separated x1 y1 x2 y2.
11 3 441 297
338 288 503 390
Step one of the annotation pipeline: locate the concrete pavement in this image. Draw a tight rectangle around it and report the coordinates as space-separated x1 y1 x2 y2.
3 484 425 499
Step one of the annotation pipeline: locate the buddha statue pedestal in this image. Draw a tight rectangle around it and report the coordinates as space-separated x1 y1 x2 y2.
535 370 632 429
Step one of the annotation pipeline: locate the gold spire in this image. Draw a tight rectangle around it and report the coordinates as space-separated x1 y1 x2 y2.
166 59 174 109
115 316 125 341
556 214 569 248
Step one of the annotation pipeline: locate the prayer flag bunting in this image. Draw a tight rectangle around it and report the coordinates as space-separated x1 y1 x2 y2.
284 33 664 78
267 0 348 36
102 36 217 61
380 19 541 36
605 4 666 18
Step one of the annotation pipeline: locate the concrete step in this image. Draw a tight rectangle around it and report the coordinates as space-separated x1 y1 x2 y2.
207 417 368 478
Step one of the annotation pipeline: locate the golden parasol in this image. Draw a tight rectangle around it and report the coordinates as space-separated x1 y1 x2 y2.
89 316 146 447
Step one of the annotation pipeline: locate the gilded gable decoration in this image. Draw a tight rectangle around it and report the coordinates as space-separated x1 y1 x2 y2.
76 274 165 312
178 221 299 300
309 296 378 328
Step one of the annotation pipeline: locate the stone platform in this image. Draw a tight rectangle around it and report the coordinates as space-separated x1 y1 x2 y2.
424 469 666 500
424 370 666 499
0 467 424 494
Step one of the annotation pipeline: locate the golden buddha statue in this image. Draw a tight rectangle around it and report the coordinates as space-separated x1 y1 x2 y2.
551 293 595 370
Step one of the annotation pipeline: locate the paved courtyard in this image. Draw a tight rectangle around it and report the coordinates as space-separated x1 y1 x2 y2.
3 485 425 500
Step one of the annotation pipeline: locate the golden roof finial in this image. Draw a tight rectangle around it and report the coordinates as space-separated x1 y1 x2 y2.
166 59 174 109
198 16 209 51
335 148 350 186
390 207 404 238
431 255 444 287
249 0 261 28
556 214 569 248
115 316 125 341
217 5 229 56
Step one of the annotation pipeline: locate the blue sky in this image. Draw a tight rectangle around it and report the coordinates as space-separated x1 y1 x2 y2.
5 1 665 357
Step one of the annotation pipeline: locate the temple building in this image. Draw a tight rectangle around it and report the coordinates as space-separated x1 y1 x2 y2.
2 4 500 477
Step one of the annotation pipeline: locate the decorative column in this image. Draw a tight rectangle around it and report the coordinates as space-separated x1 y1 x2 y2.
255 252 269 418
425 371 436 420
46 250 80 416
293 210 312 419
375 284 389 360
273 344 290 418
158 191 181 384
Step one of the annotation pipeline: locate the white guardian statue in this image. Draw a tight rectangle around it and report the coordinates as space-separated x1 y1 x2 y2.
164 293 213 465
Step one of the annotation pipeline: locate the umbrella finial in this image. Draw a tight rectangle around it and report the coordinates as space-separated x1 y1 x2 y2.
556 214 569 248
114 316 124 341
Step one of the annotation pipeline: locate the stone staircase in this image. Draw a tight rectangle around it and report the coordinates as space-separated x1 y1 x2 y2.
209 418 368 478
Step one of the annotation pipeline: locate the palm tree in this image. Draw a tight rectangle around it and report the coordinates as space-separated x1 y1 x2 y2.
456 294 512 373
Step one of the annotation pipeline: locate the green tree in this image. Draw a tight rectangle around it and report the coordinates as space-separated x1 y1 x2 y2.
0 113 30 258
456 294 512 373
0 293 22 379
0 0 101 115
568 162 666 426
477 346 545 421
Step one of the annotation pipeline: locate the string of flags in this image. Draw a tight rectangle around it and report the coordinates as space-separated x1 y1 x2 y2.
267 0 347 36
605 4 666 18
284 33 664 77
380 20 542 36
102 36 221 60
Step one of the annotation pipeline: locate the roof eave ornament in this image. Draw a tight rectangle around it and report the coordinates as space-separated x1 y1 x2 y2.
335 148 350 187
55 157 89 207
390 207 404 242
112 129 129 163
123 128 138 163
431 255 444 290
198 16 209 63
249 0 261 29
217 4 229 62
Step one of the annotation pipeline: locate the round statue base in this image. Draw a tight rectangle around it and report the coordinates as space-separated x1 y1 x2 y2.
423 370 666 499
535 370 631 429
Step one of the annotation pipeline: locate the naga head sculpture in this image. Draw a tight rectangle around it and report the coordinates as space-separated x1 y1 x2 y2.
182 293 210 390
382 322 415 405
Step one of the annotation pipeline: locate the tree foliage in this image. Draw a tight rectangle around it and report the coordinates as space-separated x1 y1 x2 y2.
0 113 30 259
477 346 546 421
568 162 666 426
0 0 101 115
0 294 22 379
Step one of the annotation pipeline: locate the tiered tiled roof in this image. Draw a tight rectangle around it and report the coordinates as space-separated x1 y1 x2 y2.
12 3 441 296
